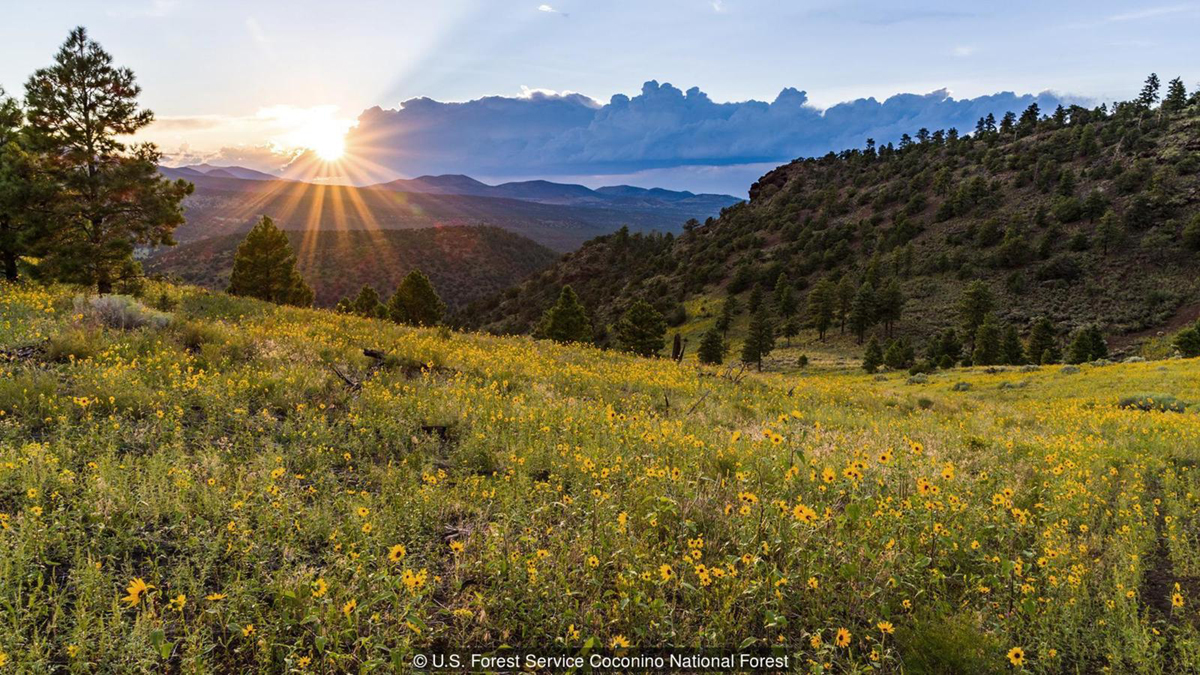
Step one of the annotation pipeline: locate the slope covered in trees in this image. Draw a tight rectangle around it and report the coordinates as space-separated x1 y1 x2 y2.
467 76 1200 360
147 226 557 310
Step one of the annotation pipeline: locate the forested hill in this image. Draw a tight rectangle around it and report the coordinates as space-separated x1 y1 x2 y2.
464 78 1200 354
147 226 558 310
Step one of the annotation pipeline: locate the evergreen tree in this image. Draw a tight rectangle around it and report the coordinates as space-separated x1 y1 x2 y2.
536 286 592 344
1164 77 1188 113
1138 73 1161 109
971 315 1002 366
773 273 797 322
350 284 386 318
387 269 445 327
1173 322 1200 357
958 280 995 347
1026 317 1060 364
1000 324 1026 365
1067 325 1107 364
848 282 876 344
883 338 913 370
1183 214 1200 251
23 27 193 292
716 294 739 334
782 315 800 346
862 336 883 374
616 299 666 357
227 216 313 306
835 276 854 333
0 88 50 282
740 304 775 370
1095 209 1124 254
876 277 905 336
748 284 764 314
808 278 836 340
697 326 725 365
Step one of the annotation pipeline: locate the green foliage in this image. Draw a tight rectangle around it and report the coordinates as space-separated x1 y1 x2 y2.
1067 324 1108 364
1174 324 1200 358
848 282 876 343
616 299 666 357
971 315 1002 366
862 336 883 373
536 286 592 344
1117 393 1186 413
1027 317 1060 365
808 278 836 340
1000 325 1025 366
958 281 994 346
227 216 314 307
347 284 386 319
697 326 725 365
387 269 446 327
740 303 775 370
22 28 193 292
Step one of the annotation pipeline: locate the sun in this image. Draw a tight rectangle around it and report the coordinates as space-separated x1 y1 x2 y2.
303 126 347 161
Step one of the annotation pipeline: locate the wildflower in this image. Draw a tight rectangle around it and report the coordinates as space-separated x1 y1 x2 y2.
122 577 154 607
356 507 369 517
388 544 407 562
587 555 599 568
361 522 373 534
1007 647 1025 666
449 540 465 554
242 624 255 637
611 635 630 648
659 564 674 582
169 594 186 612
835 627 851 648
1172 592 1184 608
311 578 328 597
878 621 894 635
807 576 819 590
342 599 357 616
792 503 817 524
205 593 227 601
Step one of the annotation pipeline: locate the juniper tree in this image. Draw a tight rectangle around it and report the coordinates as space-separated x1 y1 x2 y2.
226 216 313 306
388 269 445 327
1095 210 1124 254
971 315 1002 366
23 27 192 293
536 286 591 344
616 299 666 357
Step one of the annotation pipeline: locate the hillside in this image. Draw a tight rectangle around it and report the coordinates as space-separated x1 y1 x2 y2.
3 281 1200 670
145 226 558 309
158 169 738 252
466 100 1200 358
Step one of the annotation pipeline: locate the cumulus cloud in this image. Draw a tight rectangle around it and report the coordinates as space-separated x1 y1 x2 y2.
345 80 1074 180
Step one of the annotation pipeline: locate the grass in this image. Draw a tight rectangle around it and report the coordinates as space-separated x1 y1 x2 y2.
2 279 1200 672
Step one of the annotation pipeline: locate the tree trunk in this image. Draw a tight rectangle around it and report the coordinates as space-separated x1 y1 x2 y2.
97 274 112 295
2 249 16 282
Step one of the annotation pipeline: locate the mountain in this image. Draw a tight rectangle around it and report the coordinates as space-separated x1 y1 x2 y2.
373 174 741 210
162 172 735 252
465 100 1200 355
146 226 558 309
162 163 281 181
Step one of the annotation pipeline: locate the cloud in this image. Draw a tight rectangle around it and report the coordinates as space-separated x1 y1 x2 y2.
710 1 726 13
1104 4 1193 22
344 81 1075 180
537 4 567 16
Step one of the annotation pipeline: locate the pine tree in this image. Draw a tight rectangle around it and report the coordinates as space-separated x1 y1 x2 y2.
808 278 836 340
387 269 445 327
23 27 193 293
773 273 797 323
616 299 666 357
740 304 775 370
1026 317 1059 364
1164 77 1188 113
748 284 764 314
876 277 905 336
536 286 592 344
835 276 854 333
958 280 995 347
862 336 883 374
971 315 1002 366
716 294 738 335
0 88 49 282
350 284 386 318
1000 325 1026 365
1138 73 1161 109
697 326 725 365
848 282 876 344
227 216 313 306
782 315 800 346
1095 210 1123 254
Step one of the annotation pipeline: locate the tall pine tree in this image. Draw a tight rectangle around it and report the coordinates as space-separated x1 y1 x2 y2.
536 286 592 344
740 304 775 370
697 326 725 365
616 299 666 357
23 27 192 292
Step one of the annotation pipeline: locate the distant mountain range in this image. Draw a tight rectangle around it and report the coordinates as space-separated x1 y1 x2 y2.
156 166 742 251
372 174 740 212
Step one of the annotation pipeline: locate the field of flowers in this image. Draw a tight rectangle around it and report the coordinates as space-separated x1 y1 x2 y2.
2 280 1199 672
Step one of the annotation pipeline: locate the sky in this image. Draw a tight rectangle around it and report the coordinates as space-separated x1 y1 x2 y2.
2 0 1198 194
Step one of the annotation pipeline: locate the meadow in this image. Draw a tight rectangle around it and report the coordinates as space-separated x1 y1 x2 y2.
2 280 1199 673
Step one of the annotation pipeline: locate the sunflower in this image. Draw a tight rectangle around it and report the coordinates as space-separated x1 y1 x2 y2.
388 544 407 562
122 577 154 607
835 627 851 648
1007 647 1025 666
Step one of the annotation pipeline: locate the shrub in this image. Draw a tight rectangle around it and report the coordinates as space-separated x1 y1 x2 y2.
1117 394 1186 413
46 328 100 362
74 294 170 330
